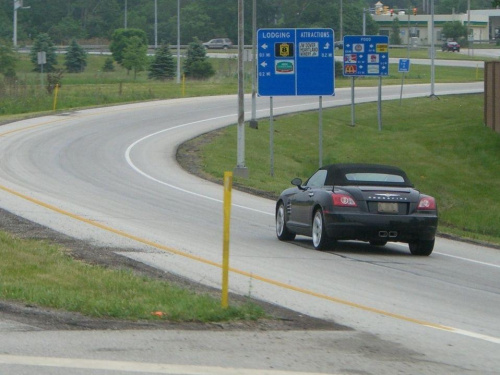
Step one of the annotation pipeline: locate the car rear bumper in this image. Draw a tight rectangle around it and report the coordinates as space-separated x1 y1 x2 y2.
324 212 438 243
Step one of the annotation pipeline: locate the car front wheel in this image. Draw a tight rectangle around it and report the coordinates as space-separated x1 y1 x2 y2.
276 202 295 241
409 239 435 256
312 209 332 250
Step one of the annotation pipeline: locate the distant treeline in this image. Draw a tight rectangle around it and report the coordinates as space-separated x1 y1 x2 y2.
0 0 494 46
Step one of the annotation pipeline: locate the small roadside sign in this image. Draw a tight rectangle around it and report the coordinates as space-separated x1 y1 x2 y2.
398 58 411 73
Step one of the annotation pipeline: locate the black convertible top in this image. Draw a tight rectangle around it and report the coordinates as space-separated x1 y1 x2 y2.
321 163 413 187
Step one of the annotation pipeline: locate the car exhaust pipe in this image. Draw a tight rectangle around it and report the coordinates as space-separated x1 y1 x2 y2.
389 231 398 238
379 231 388 238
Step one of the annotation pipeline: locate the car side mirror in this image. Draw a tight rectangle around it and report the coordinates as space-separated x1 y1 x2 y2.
291 178 306 190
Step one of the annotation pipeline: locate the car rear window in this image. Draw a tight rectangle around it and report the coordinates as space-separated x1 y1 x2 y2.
345 172 405 183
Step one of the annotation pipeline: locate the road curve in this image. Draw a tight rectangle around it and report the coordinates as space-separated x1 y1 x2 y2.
0 82 499 375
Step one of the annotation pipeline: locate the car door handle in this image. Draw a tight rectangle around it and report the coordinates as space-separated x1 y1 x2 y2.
308 192 314 197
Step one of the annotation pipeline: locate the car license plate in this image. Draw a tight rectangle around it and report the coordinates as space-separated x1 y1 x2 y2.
378 202 398 213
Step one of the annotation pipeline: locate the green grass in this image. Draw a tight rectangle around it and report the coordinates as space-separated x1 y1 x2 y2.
0 52 484 117
0 231 265 321
197 94 500 246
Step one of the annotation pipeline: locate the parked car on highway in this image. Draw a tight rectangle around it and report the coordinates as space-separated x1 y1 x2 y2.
275 163 438 255
202 38 233 49
442 41 460 52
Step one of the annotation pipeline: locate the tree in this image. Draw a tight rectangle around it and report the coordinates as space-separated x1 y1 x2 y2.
183 38 214 79
0 39 17 79
64 39 87 73
390 18 402 45
442 21 468 42
436 0 492 14
148 44 176 80
122 36 148 79
494 0 500 7
30 33 58 72
49 16 86 44
102 57 115 72
109 28 148 66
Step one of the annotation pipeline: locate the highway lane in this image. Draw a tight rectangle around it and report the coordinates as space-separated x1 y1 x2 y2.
0 82 499 374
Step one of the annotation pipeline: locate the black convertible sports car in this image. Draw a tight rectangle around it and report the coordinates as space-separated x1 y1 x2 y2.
275 163 438 255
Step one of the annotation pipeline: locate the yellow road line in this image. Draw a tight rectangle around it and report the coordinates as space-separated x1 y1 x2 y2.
0 182 453 332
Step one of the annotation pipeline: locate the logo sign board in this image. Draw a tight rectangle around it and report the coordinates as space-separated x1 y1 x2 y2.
343 35 389 77
258 28 335 96
398 58 411 73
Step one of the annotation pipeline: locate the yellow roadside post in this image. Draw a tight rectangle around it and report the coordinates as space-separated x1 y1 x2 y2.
221 171 233 308
53 84 59 111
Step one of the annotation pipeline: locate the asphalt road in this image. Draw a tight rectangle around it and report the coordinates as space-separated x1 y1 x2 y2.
0 82 499 375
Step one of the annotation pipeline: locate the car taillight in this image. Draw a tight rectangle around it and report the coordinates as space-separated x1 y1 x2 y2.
417 197 436 210
332 193 357 207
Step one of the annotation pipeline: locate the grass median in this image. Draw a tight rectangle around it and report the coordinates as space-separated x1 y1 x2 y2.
0 231 265 322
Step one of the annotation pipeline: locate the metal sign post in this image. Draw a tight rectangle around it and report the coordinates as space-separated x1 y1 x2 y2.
37 51 46 89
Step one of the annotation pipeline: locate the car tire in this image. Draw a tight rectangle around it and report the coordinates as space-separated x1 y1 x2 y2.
312 209 331 250
369 239 387 247
276 202 296 241
409 239 435 256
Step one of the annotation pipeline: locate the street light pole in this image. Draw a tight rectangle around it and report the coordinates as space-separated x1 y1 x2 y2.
249 0 258 129
124 0 128 29
430 0 436 97
154 0 158 49
234 0 248 178
340 0 343 41
176 0 181 84
13 0 30 47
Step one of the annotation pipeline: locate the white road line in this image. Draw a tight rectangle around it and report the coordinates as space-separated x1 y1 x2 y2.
435 252 500 269
125 113 276 216
392 243 500 269
0 354 331 375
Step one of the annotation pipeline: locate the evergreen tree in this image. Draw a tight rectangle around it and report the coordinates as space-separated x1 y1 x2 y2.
148 44 176 80
30 33 58 72
102 57 115 72
183 38 214 79
122 36 148 79
64 39 88 73
0 39 17 78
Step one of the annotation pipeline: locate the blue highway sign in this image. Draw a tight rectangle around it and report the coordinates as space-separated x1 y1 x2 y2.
258 28 335 96
343 35 389 77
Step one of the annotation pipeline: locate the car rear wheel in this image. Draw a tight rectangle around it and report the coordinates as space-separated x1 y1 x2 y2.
276 202 295 241
312 209 331 250
409 239 435 256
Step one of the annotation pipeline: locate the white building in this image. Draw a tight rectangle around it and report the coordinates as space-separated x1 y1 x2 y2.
370 3 496 45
